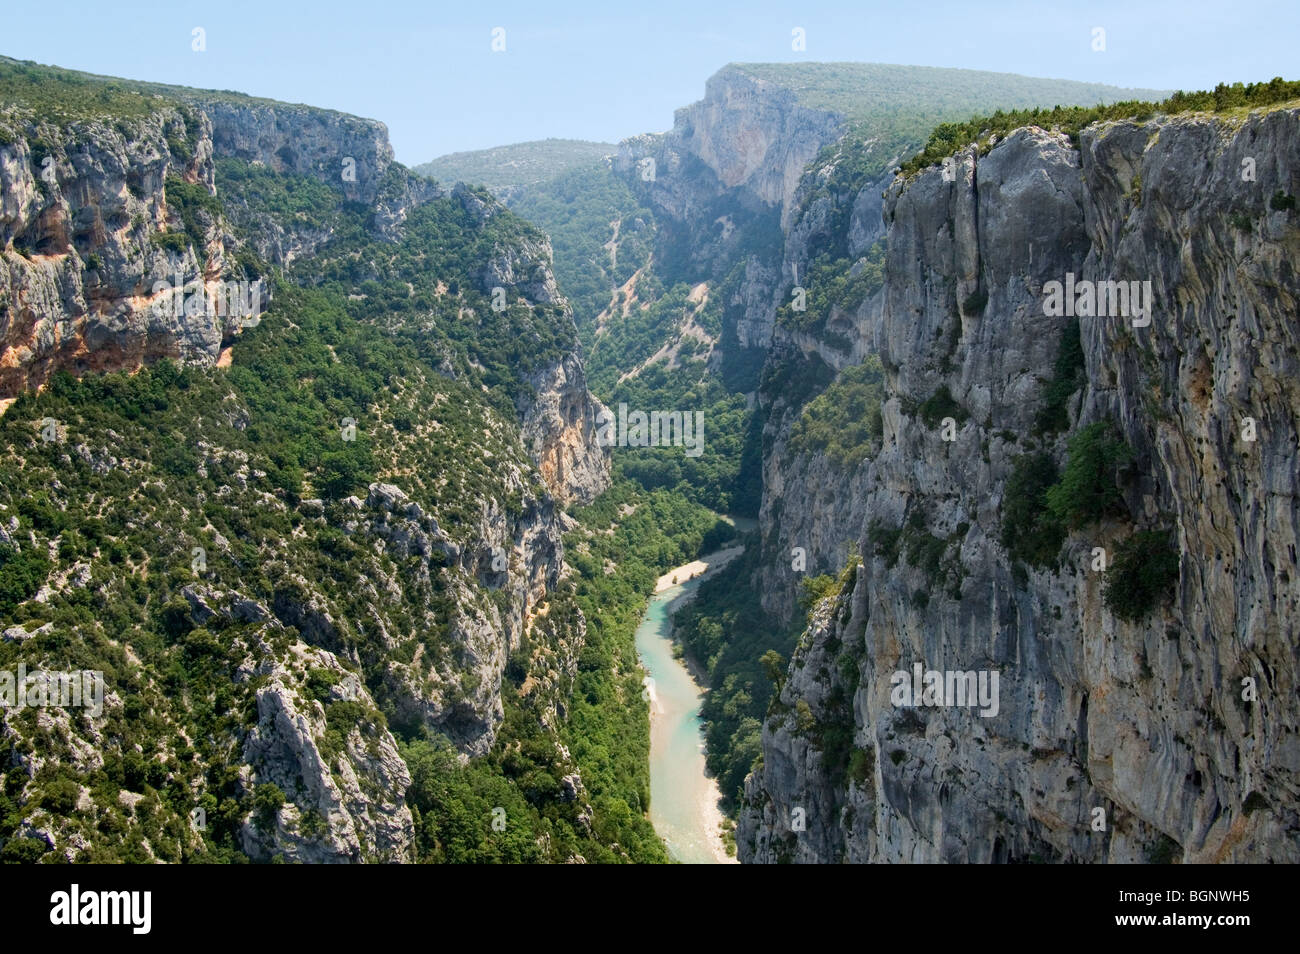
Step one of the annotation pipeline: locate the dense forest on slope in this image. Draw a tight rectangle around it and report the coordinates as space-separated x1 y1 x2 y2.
506 161 657 332
0 56 729 863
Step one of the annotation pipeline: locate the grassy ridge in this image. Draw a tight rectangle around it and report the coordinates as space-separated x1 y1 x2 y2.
901 77 1300 175
415 139 617 193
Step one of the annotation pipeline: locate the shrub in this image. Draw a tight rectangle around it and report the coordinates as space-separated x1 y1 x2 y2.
848 747 872 785
918 385 968 429
1035 318 1085 434
252 783 285 828
961 289 988 316
304 667 339 702
1103 529 1180 621
798 572 839 610
1001 454 1066 568
0 544 51 615
0 836 50 863
868 519 903 567
150 231 190 255
1148 833 1181 864
785 357 886 467
1045 421 1133 528
901 78 1300 178
1270 191 1296 212
794 700 816 732
40 777 82 815
1243 791 1269 815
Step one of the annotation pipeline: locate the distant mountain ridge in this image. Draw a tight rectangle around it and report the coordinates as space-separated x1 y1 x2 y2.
413 138 616 195
727 62 1169 125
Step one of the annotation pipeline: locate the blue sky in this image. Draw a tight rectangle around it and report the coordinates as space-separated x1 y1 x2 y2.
2 1 1297 164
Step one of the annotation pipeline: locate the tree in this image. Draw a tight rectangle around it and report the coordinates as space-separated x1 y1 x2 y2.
760 649 787 692
1045 421 1133 528
1104 529 1180 621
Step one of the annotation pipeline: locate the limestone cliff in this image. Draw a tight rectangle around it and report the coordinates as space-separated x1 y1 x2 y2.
0 104 235 397
741 105 1300 863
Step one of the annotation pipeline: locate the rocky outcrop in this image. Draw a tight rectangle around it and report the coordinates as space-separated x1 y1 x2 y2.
351 480 566 756
241 643 415 863
667 65 846 228
742 107 1300 863
0 105 238 397
0 87 447 399
610 66 845 321
462 184 610 505
518 352 610 507
198 99 395 205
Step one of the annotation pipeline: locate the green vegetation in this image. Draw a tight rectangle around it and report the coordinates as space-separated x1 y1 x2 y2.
563 480 730 859
414 139 616 193
218 160 579 410
0 543 51 616
0 54 333 124
1103 529 1180 621
1045 421 1134 529
961 289 988 316
902 77 1300 176
1036 319 1086 435
0 124 700 862
734 63 1163 181
870 510 967 599
507 161 656 330
582 262 767 515
786 357 885 468
918 385 969 429
672 545 803 811
162 174 222 260
1001 454 1066 569
776 238 886 341
1001 421 1135 572
0 56 173 120
782 553 864 789
734 62 1165 128
0 270 568 860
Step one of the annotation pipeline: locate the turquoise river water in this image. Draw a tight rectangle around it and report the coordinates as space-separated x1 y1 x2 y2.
634 559 737 864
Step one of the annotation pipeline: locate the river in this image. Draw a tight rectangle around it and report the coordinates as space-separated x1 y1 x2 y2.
635 546 743 864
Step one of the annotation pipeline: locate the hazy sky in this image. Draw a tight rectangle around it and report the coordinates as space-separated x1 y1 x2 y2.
3 1 1297 164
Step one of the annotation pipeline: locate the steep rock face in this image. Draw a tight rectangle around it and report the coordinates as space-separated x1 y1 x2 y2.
240 642 415 864
518 351 611 507
753 163 894 618
742 109 1300 863
457 182 610 506
0 107 237 398
352 480 567 756
610 66 845 353
670 66 845 227
200 99 395 206
1 98 608 509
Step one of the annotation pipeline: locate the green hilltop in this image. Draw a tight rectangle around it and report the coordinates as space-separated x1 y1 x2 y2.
414 139 617 193
730 62 1169 124
0 55 341 123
